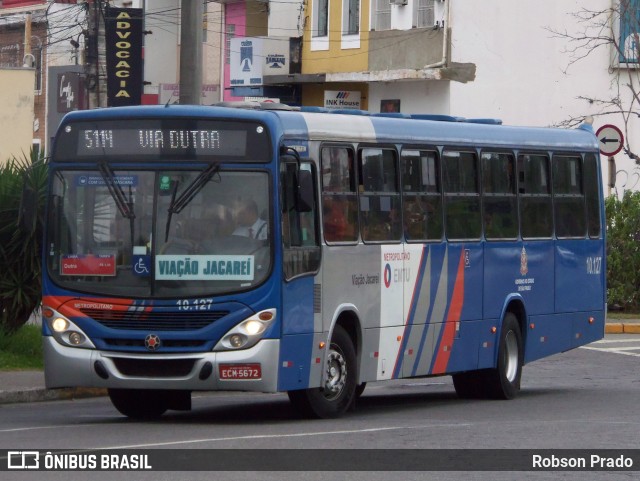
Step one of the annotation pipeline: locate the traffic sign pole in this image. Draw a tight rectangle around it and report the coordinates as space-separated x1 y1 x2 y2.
608 156 616 196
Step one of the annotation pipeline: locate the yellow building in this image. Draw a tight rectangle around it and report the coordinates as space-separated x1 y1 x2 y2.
301 0 370 108
208 0 474 111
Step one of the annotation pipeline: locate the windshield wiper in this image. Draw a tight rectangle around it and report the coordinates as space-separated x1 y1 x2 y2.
98 160 135 247
164 163 221 242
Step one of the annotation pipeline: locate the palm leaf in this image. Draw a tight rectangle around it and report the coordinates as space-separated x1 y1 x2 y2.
0 150 47 333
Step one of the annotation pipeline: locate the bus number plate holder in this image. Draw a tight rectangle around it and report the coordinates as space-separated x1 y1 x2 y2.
219 363 262 380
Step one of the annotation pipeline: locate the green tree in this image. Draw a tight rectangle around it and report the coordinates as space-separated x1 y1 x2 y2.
0 152 47 333
606 191 640 310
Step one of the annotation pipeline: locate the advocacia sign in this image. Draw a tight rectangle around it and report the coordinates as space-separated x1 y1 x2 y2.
105 6 143 107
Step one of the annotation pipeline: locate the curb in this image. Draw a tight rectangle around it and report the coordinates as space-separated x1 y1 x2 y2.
0 387 107 405
605 323 640 334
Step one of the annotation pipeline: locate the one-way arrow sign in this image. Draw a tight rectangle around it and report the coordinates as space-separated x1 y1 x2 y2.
596 124 624 156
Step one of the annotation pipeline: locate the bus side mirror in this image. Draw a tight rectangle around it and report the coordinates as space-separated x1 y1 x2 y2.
296 169 313 213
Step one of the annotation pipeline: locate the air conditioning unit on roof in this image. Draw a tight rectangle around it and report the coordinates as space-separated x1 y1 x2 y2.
390 0 408 6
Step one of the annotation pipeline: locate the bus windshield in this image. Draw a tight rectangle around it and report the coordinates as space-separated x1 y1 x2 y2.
47 168 272 298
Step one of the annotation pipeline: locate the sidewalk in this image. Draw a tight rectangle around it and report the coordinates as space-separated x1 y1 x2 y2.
1 318 638 405
0 370 106 405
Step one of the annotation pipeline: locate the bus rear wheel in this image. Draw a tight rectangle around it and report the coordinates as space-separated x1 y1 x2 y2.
452 313 523 400
452 371 485 399
287 325 357 418
108 388 169 419
485 312 523 399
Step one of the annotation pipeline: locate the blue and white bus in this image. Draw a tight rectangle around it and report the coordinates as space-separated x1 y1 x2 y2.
41 104 605 419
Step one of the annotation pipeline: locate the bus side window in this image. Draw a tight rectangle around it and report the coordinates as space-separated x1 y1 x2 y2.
359 148 401 243
482 152 518 240
321 146 358 243
553 155 586 239
401 149 443 242
281 161 321 280
584 153 601 238
518 154 552 239
443 150 481 240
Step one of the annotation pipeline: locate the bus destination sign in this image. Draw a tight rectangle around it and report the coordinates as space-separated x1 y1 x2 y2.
78 128 248 157
54 119 271 162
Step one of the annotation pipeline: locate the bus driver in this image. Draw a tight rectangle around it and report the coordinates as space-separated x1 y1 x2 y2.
233 199 268 240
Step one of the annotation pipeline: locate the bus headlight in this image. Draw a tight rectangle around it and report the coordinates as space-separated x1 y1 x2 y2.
244 320 265 336
52 317 69 333
45 311 95 349
213 309 276 352
68 331 85 345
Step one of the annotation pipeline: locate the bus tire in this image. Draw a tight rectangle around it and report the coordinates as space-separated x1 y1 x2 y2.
355 382 366 398
452 371 485 399
485 312 523 400
287 325 357 418
108 388 169 419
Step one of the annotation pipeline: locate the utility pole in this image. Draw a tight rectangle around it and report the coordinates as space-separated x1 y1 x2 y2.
87 0 105 108
179 0 203 105
87 0 98 108
23 13 32 66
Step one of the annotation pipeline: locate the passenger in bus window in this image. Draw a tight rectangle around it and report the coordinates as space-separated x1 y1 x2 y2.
323 196 354 242
233 199 268 240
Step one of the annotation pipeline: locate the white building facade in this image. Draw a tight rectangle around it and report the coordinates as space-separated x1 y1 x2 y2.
366 0 639 196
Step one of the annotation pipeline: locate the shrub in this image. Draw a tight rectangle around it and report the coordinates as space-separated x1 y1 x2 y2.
606 191 640 310
0 151 47 333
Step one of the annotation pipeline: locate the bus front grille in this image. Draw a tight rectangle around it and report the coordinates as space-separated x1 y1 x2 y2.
104 339 206 349
111 358 197 377
80 308 229 331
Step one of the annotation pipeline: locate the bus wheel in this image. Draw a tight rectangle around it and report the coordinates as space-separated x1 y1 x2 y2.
287 325 357 418
108 388 169 419
485 312 523 399
452 372 484 399
355 382 366 398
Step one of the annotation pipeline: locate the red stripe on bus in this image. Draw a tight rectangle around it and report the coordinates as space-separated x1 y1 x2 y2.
43 296 136 311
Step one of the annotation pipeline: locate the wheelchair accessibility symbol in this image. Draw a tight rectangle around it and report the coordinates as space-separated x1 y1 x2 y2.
133 255 151 277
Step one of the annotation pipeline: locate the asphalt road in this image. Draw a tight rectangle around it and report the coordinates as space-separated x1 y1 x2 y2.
1 334 639 481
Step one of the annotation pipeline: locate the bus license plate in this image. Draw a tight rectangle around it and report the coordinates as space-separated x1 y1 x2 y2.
219 363 262 380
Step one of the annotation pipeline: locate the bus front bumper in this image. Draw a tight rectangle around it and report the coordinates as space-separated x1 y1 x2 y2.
43 336 280 393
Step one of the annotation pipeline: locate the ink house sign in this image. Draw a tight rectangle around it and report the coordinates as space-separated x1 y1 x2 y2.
105 6 143 107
